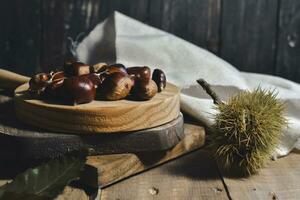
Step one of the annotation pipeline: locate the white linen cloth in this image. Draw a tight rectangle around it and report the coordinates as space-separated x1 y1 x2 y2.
76 12 300 158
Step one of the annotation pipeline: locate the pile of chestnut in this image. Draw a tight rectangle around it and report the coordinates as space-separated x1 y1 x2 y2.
28 60 167 105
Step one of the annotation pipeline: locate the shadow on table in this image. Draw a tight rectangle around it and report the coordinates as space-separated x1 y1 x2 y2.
162 148 221 180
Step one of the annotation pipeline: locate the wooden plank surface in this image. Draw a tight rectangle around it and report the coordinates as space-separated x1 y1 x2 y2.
1 125 300 199
220 0 279 74
99 0 149 22
2 0 300 83
41 0 102 70
148 0 221 54
222 152 300 200
275 0 300 82
82 123 205 188
100 149 228 200
0 0 41 76
0 123 205 199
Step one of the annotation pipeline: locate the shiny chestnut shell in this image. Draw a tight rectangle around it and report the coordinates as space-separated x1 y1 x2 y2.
152 69 166 92
42 78 65 99
81 73 102 89
99 63 127 76
61 76 96 105
91 62 107 73
126 66 151 84
29 73 51 93
131 80 158 100
51 71 65 81
99 72 134 101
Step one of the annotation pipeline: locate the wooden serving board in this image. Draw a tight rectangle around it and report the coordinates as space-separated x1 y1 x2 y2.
0 114 184 160
0 93 185 160
14 82 180 134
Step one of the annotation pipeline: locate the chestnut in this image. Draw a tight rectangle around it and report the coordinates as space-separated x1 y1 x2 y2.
99 63 127 76
152 69 166 92
131 80 158 100
51 71 65 81
61 76 96 105
99 72 134 101
64 61 90 77
41 78 65 100
29 73 51 94
91 62 107 73
81 73 102 89
126 66 151 84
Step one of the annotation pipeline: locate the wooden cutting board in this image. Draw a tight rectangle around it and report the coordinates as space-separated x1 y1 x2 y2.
9 72 180 134
0 112 184 160
0 93 185 160
81 123 205 188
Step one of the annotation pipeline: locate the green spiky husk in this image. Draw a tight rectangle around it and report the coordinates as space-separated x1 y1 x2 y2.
210 88 287 175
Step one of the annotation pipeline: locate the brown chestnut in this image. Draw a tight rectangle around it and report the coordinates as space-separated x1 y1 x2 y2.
126 66 151 84
152 69 166 92
91 62 107 73
61 76 96 105
29 73 51 94
99 72 134 101
99 63 127 76
64 61 90 77
81 73 102 89
42 79 64 99
51 71 65 81
131 80 158 100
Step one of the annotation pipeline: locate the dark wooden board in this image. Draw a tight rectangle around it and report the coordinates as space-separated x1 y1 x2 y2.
0 0 41 76
0 95 184 160
41 0 99 70
148 0 221 54
3 0 300 83
99 0 149 22
220 0 279 75
275 0 300 82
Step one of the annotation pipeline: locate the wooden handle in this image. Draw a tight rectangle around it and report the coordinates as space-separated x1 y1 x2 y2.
0 69 30 91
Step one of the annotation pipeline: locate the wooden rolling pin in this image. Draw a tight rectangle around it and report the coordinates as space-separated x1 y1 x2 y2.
0 69 30 90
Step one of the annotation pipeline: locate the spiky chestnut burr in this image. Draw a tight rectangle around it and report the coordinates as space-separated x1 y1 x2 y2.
197 79 287 175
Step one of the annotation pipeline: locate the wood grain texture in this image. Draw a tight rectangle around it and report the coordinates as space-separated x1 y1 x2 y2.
99 0 149 22
221 152 300 200
14 82 180 134
41 0 102 70
100 148 228 200
0 99 184 160
148 0 221 54
0 0 41 76
2 0 300 82
220 0 278 74
82 123 205 188
275 0 300 82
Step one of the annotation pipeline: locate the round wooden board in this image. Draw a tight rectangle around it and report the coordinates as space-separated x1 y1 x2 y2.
14 83 180 134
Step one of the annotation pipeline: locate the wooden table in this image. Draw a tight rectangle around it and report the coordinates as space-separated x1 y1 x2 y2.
0 91 299 199
2 149 298 200
98 149 300 200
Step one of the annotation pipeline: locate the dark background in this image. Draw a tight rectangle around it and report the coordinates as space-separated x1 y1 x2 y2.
0 0 299 82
